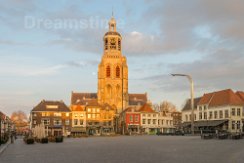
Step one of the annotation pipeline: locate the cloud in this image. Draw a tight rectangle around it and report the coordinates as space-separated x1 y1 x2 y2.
141 47 244 94
0 39 32 46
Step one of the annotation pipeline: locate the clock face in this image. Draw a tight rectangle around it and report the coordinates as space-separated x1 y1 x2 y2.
110 38 116 49
110 38 116 45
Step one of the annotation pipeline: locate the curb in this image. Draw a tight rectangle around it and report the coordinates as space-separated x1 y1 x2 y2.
0 140 11 155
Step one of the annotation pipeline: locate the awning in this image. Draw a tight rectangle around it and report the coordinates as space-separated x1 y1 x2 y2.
182 120 228 127
195 120 228 127
182 122 191 127
71 127 86 132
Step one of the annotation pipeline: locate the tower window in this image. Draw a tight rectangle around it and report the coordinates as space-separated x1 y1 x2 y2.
116 66 120 78
118 39 121 51
106 66 111 78
105 38 108 50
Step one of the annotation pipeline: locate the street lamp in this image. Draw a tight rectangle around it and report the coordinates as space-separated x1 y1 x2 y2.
171 74 195 135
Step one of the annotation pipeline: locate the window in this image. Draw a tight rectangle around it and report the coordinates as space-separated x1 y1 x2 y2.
54 112 61 117
97 109 100 112
88 114 91 119
225 110 229 118
204 112 207 119
80 120 83 125
232 108 235 116
130 115 133 122
232 121 235 130
80 114 84 117
214 111 218 119
116 66 120 78
199 113 202 120
118 39 121 51
33 120 36 125
66 113 69 117
106 66 111 77
142 119 146 124
92 114 96 119
135 115 139 122
237 108 241 116
237 121 240 130
33 113 37 117
148 119 151 124
209 111 213 119
142 114 146 117
204 105 207 110
88 108 91 112
185 115 188 121
92 108 96 113
41 119 50 125
74 119 78 125
161 120 164 125
219 110 223 119
199 106 202 111
65 120 69 125
153 114 156 117
42 112 50 116
148 114 151 117
153 119 156 125
54 119 62 125
105 38 108 50
166 120 169 125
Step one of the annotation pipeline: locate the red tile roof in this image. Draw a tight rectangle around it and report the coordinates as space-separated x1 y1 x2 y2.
236 91 244 102
71 92 97 105
138 103 155 113
128 93 147 106
198 89 244 106
182 97 201 111
32 100 70 112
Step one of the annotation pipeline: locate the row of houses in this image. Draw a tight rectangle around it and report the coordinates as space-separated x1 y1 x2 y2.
182 89 244 134
30 93 179 136
0 111 14 145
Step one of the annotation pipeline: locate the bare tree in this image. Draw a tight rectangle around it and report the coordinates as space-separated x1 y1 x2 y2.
159 101 177 112
11 110 28 123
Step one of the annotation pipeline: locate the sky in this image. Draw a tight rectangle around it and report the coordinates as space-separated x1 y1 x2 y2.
0 0 244 116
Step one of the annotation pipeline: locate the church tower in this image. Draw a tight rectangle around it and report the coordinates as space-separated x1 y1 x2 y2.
97 15 128 113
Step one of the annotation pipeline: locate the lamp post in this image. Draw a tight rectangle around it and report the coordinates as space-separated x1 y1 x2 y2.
0 113 2 146
171 74 195 135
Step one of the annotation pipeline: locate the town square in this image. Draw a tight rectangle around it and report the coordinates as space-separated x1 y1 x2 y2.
1 0 244 162
2 136 244 163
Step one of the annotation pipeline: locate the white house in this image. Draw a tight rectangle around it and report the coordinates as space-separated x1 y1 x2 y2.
182 89 244 133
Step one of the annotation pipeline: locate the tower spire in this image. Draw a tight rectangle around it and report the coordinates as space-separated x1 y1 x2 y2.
112 6 114 18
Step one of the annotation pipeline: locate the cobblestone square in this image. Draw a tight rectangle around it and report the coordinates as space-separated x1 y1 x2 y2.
1 136 244 163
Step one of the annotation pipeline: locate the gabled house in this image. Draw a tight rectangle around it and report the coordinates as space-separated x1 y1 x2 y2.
182 89 244 133
30 100 71 136
139 104 158 134
120 107 140 135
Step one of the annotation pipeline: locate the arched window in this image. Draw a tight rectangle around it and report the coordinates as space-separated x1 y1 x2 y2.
106 65 111 78
105 38 108 50
116 66 120 78
118 39 121 51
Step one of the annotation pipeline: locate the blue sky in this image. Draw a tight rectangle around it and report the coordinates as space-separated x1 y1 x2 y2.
0 0 244 116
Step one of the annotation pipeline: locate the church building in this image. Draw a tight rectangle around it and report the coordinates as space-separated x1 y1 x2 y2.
70 16 148 135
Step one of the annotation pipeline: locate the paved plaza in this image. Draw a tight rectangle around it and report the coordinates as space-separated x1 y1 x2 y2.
1 136 244 163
